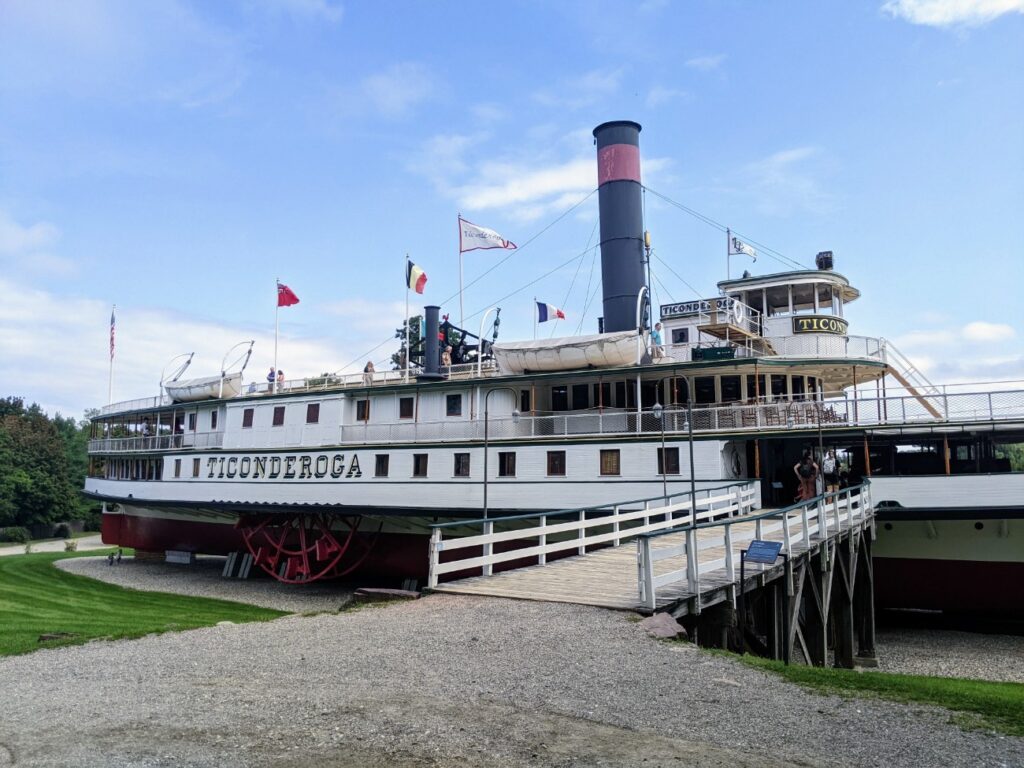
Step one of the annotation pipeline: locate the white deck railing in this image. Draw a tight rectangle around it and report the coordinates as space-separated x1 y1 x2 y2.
426 482 758 589
87 432 225 453
636 483 873 610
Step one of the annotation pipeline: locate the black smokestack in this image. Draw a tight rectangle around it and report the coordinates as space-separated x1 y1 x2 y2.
419 305 443 381
593 120 646 333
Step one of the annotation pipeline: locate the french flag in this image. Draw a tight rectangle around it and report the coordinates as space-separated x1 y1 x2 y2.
536 301 565 323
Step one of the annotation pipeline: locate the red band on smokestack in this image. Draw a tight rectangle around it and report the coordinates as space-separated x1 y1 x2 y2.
597 144 641 185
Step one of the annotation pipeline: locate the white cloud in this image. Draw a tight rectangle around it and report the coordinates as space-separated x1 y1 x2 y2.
962 320 1016 342
0 277 364 418
646 85 689 108
739 146 835 217
533 68 623 110
685 54 726 72
322 298 407 336
882 0 1024 26
361 62 436 119
0 209 76 277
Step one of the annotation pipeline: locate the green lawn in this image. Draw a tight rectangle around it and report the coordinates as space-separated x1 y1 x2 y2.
739 655 1024 737
0 550 286 657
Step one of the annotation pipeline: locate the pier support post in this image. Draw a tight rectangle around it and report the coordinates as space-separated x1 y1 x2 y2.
832 535 856 669
854 525 877 664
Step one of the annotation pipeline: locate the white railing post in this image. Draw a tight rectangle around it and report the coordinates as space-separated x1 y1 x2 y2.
733 484 744 517
724 523 735 582
427 528 442 588
818 497 828 540
643 500 651 529
782 512 792 556
483 521 494 577
832 492 841 531
802 503 811 549
686 527 698 594
639 537 656 609
578 509 586 555
755 516 763 541
845 489 854 528
538 515 547 565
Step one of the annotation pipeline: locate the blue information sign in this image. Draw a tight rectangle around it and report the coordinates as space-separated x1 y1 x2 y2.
745 540 783 565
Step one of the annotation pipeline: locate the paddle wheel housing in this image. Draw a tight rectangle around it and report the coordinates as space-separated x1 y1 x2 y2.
238 512 382 583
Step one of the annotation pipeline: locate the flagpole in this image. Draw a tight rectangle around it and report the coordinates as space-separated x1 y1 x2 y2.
274 278 279 392
458 214 464 330
108 304 115 405
726 228 731 280
404 255 410 384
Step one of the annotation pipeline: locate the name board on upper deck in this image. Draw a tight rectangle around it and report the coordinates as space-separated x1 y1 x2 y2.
661 297 735 320
792 315 849 336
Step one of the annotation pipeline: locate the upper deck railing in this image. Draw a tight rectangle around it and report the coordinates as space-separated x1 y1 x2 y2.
88 382 1024 454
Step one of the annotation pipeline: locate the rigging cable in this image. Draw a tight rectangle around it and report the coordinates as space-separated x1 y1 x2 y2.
549 219 598 338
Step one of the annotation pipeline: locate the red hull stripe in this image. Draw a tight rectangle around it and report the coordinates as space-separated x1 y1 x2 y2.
874 556 1024 617
597 143 641 185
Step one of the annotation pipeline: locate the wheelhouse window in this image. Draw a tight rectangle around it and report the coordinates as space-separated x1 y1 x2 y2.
498 452 516 477
453 452 470 477
547 450 566 477
375 454 389 477
272 406 285 427
770 375 787 398
694 377 716 405
721 376 742 403
356 399 370 421
657 447 680 475
399 397 414 419
600 449 620 476
210 411 218 430
242 408 254 428
412 454 428 477
671 327 689 345
306 403 320 424
446 394 463 417
520 389 532 413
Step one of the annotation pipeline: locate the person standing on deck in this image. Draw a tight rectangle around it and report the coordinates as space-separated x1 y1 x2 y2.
266 367 276 393
652 323 664 359
793 451 819 501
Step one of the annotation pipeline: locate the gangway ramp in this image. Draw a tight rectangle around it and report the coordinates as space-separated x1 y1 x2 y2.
428 483 874 617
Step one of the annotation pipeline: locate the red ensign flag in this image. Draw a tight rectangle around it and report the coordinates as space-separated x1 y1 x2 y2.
277 282 300 307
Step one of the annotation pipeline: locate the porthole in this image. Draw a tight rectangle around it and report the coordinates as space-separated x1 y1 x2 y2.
883 523 893 531
974 522 984 531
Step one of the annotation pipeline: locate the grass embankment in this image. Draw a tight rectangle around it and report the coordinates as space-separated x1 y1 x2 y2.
739 655 1024 737
0 550 286 657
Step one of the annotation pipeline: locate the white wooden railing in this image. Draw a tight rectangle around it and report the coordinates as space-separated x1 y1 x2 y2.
636 483 873 610
426 481 758 589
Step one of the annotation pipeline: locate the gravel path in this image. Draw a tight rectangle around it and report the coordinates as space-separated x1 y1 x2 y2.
56 555 353 614
2 593 1022 767
877 628 1024 683
0 534 107 557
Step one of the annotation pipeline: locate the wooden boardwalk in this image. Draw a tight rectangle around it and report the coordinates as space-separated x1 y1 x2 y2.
431 510 867 614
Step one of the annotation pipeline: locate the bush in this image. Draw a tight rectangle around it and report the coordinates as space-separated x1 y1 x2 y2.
54 523 72 539
64 540 78 552
0 526 31 544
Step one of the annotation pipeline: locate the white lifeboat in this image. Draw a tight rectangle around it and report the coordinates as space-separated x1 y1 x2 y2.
165 373 242 402
492 330 639 374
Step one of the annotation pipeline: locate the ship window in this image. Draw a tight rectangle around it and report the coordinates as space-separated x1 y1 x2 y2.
671 328 689 345
446 394 463 417
498 452 516 477
356 400 370 421
792 377 806 400
694 377 716 405
211 411 218 430
747 375 766 401
520 389 532 413
770 375 787 398
192 458 200 478
242 408 254 428
721 376 742 403
572 384 589 410
272 406 285 426
657 447 680 475
375 454 389 477
453 452 471 477
818 284 834 314
188 413 196 431
306 403 320 424
614 381 626 409
551 386 569 411
600 449 621 476
412 454 428 477
547 450 566 476
174 459 181 478
399 397 414 419
593 382 611 409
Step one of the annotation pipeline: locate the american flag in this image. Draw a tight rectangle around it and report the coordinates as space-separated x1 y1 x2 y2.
109 306 116 360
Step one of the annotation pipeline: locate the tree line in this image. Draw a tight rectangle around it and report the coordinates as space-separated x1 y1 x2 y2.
0 397 97 540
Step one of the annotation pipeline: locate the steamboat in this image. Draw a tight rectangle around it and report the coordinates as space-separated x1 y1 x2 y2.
83 121 1024 616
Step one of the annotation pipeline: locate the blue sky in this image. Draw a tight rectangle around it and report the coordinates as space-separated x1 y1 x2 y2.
1 0 1022 416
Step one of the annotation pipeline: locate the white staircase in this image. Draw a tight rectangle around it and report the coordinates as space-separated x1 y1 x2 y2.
879 338 944 418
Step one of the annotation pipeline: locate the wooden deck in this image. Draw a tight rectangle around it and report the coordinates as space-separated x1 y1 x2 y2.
431 510 865 614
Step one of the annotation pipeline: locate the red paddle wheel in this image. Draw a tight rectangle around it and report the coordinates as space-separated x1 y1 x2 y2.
238 512 382 583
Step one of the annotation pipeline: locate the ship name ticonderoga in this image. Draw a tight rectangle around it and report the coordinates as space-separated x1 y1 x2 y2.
206 453 363 480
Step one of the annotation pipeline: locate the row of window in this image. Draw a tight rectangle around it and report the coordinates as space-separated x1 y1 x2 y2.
373 447 682 478
239 393 468 428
